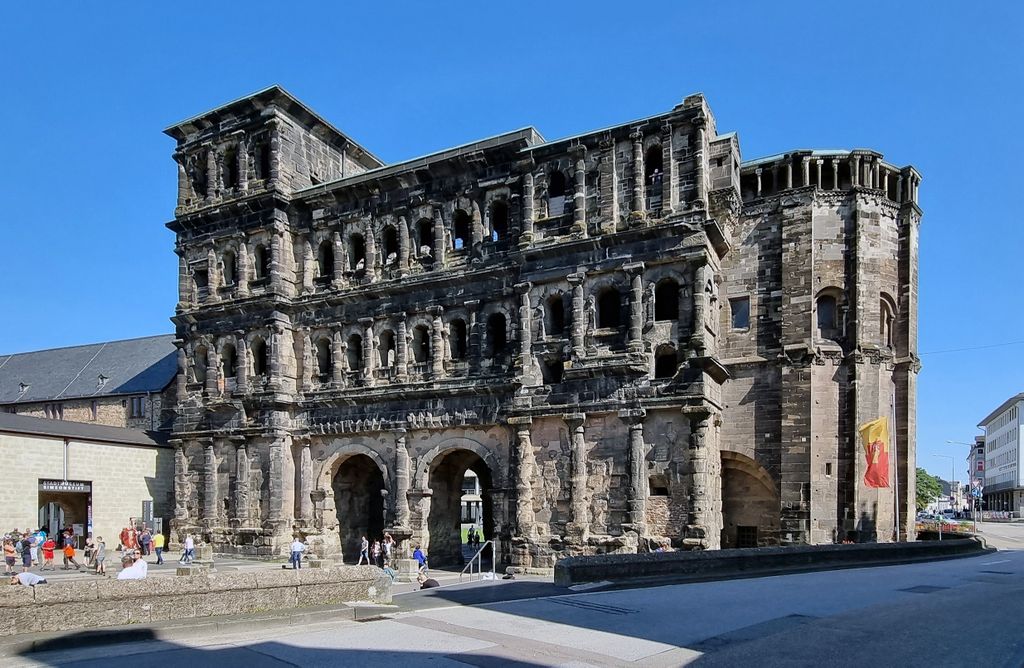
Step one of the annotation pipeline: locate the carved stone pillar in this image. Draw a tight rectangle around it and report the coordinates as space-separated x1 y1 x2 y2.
832 159 839 190
396 315 409 382
237 242 250 297
471 200 484 249
815 159 823 188
268 120 281 186
269 228 284 294
175 342 187 398
204 346 220 397
755 168 763 198
332 330 345 387
332 231 345 289
691 261 710 356
301 329 314 392
173 441 190 522
466 301 481 375
433 211 446 267
571 146 587 237
430 307 444 379
520 170 535 247
237 140 249 193
394 430 411 529
398 216 411 274
176 251 190 310
851 156 861 187
785 160 793 190
365 224 377 281
267 432 288 526
625 263 645 352
565 414 589 538
569 272 586 357
206 246 220 303
683 409 722 550
298 439 313 522
509 417 536 537
268 324 283 391
630 130 644 215
516 283 532 367
360 318 376 385
234 442 250 524
203 440 217 523
620 409 648 534
176 159 188 207
205 147 217 201
801 156 810 187
236 334 249 394
302 237 315 294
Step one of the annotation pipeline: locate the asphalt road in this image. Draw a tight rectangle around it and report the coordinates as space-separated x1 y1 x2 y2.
13 545 1024 668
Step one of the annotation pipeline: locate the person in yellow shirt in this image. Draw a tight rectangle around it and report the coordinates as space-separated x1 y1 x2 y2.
152 532 166 565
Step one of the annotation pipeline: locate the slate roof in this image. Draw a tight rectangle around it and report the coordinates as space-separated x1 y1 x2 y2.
0 335 177 405
0 412 168 448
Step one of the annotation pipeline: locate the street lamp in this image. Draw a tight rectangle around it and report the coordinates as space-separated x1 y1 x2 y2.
933 454 956 541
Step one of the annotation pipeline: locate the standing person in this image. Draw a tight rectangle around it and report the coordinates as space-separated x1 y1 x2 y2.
119 526 131 552
62 542 81 570
289 536 306 569
93 536 107 576
3 540 16 575
17 534 33 573
152 531 165 565
180 534 195 564
139 527 152 557
40 536 56 571
83 536 96 569
383 532 394 567
357 535 369 565
32 528 46 566
412 545 428 574
371 539 382 567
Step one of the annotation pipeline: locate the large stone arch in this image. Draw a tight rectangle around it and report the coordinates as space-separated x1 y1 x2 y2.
720 450 781 549
317 442 391 563
414 437 505 490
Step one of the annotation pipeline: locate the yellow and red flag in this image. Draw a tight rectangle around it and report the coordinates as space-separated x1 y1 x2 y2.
859 417 890 488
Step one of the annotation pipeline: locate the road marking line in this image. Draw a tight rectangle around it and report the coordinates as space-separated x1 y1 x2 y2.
981 559 1011 565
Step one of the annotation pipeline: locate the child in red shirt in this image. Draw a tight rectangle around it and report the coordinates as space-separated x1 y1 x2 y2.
41 538 56 571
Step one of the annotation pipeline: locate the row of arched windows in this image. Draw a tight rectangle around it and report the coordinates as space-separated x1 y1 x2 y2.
814 290 897 347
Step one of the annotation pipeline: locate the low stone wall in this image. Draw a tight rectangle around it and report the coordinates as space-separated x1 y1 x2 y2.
0 566 390 637
554 538 990 587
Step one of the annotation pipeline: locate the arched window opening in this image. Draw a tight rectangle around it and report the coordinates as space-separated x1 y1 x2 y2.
597 288 621 329
347 334 363 370
379 330 396 368
450 319 468 360
253 244 270 280
348 234 366 271
490 201 509 241
257 142 271 181
221 344 237 379
487 313 507 356
654 280 679 321
453 210 471 250
645 144 664 210
412 325 430 363
193 346 208 384
317 240 334 279
251 339 268 377
382 226 399 264
816 294 839 341
547 294 565 336
654 347 678 379
548 170 567 216
416 219 434 258
223 146 239 190
880 295 896 348
316 338 332 379
222 250 237 286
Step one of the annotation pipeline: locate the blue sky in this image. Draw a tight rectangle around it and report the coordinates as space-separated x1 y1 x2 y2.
1 2 1020 480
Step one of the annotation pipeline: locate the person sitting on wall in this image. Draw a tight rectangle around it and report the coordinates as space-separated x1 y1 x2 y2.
117 549 148 580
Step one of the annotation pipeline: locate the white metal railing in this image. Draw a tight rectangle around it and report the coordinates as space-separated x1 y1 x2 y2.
459 540 495 582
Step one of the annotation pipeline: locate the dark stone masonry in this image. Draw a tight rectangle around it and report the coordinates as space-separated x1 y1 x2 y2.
165 86 920 568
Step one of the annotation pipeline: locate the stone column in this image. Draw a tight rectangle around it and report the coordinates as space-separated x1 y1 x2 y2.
173 441 190 522
851 156 860 187
301 329 314 392
175 342 188 398
625 263 645 352
630 130 644 216
520 169 535 247
396 315 409 382
234 442 250 524
176 251 190 310
509 417 536 537
466 301 481 376
332 330 345 387
690 260 710 356
620 409 648 534
882 169 889 194
785 160 793 190
204 346 219 397
237 140 249 193
430 307 444 379
801 156 810 187
571 145 587 237
206 246 220 303
516 283 532 369
236 334 249 394
267 432 288 526
237 242 251 297
565 414 589 538
433 210 446 267
755 168 762 198
298 439 313 522
268 323 283 391
471 200 484 248
660 122 676 211
569 272 586 357
268 120 281 186
205 147 217 201
832 159 839 190
176 159 188 207
365 224 377 281
360 318 376 385
269 228 284 294
203 440 217 523
683 408 722 550
331 231 345 289
394 430 411 528
815 159 823 188
398 216 411 274
302 237 315 293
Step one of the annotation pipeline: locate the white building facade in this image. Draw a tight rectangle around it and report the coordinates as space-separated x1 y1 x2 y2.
978 394 1024 514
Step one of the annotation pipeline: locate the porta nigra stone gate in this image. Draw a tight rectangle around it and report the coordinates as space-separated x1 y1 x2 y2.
166 87 920 568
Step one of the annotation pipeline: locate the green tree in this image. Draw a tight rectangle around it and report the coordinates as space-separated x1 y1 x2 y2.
916 467 943 511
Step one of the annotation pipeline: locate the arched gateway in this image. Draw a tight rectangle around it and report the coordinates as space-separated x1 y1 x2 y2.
319 445 391 563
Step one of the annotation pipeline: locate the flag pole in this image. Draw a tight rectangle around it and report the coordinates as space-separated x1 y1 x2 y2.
891 389 900 542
